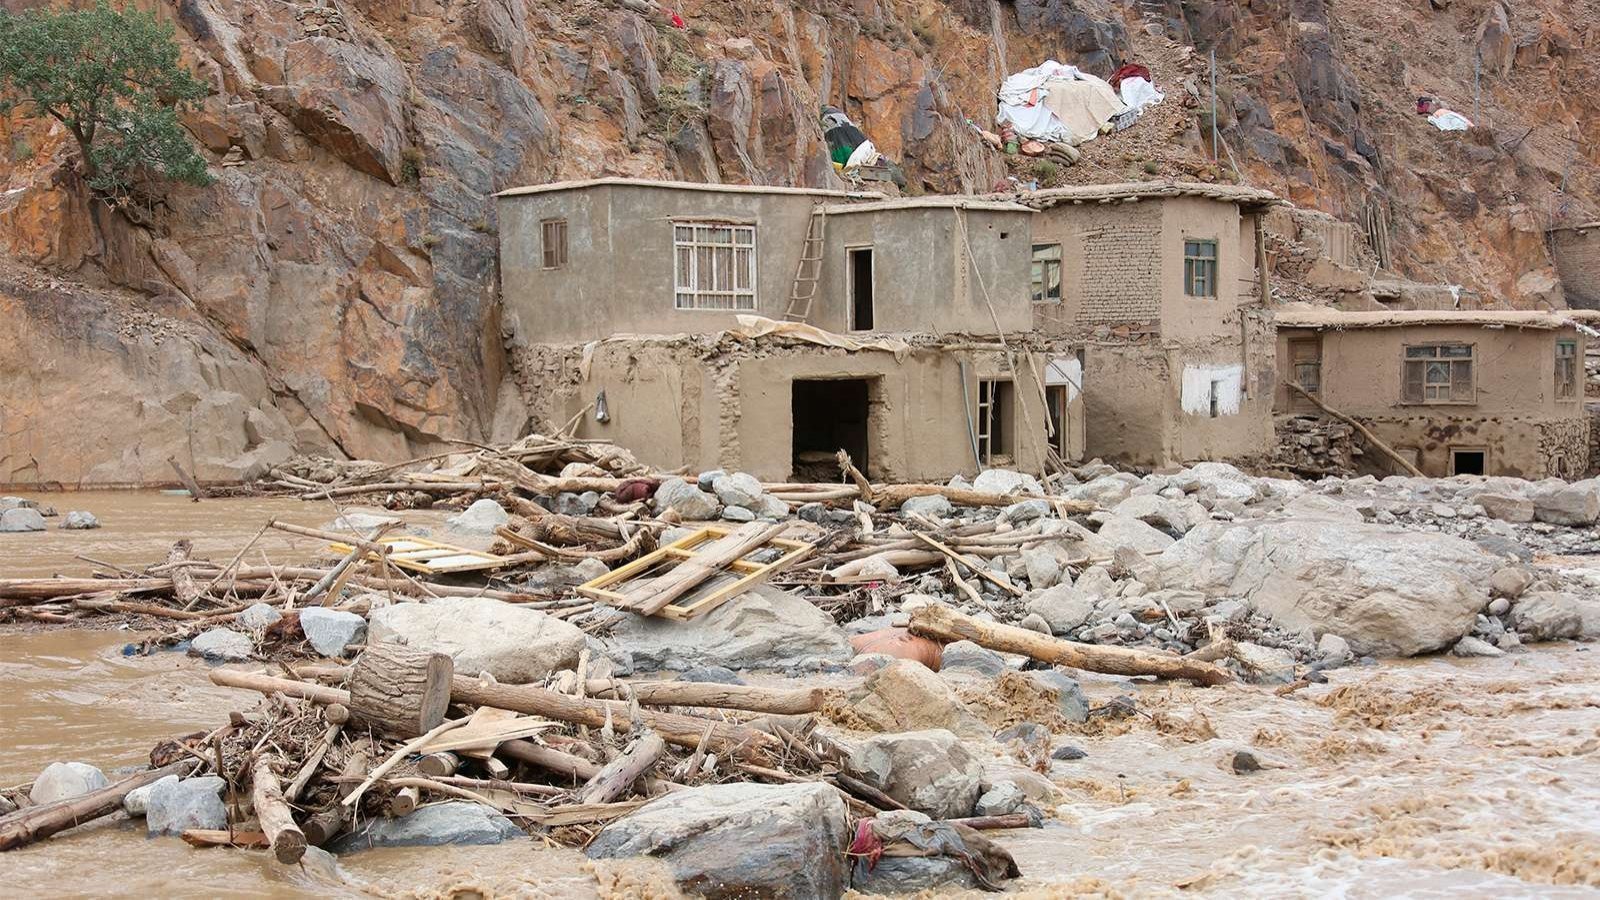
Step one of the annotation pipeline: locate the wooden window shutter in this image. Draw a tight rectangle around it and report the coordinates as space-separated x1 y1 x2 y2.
1402 360 1424 404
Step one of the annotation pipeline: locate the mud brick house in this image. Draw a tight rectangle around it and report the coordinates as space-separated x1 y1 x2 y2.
1551 221 1600 310
1273 307 1591 478
496 179 1085 482
1013 183 1282 468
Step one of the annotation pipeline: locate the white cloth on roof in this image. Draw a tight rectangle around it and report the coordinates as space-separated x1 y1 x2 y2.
1118 76 1163 113
1428 109 1473 131
996 59 1128 144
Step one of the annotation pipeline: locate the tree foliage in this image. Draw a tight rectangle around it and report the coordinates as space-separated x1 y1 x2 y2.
0 1 212 196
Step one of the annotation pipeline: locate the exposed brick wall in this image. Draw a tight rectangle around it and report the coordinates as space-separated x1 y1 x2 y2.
1553 229 1600 310
1076 217 1161 325
1537 416 1589 478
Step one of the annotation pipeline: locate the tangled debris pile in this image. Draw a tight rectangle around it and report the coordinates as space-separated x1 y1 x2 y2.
2 440 1598 894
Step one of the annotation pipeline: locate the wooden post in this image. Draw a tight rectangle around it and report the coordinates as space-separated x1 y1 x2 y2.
581 679 833 715
165 540 203 609
347 644 454 738
577 731 665 805
909 603 1233 686
250 758 307 865
168 456 206 501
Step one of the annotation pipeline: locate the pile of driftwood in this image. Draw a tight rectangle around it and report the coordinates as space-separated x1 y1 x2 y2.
0 599 1228 856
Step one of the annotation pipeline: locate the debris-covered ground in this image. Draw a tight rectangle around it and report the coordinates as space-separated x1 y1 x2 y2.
2 436 1598 896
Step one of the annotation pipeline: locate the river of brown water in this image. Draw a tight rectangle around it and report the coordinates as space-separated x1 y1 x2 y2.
3 493 1598 897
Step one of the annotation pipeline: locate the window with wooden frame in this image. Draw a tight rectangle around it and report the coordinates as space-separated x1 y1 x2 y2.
1555 339 1578 400
977 379 1014 465
1030 244 1062 303
673 222 756 310
1288 338 1322 409
1402 343 1475 404
1184 239 1218 297
541 219 568 269
1046 384 1068 457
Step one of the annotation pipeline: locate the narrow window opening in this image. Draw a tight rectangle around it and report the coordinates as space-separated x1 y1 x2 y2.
1208 379 1224 418
848 247 874 331
1030 243 1062 303
541 219 568 269
1046 384 1068 457
1556 339 1578 400
1184 239 1218 297
1451 449 1486 476
977 379 1015 465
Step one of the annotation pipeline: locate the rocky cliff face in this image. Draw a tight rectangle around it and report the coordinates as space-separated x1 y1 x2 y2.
0 0 1595 484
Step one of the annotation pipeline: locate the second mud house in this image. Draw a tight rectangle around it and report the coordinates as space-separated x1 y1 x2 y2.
496 179 1085 482
1016 183 1282 469
1273 307 1591 478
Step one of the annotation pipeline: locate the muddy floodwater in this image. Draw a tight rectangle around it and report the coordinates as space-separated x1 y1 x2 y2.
3 494 1599 896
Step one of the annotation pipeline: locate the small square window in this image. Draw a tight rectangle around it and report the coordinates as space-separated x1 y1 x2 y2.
541 219 568 269
1184 239 1217 297
1030 244 1062 303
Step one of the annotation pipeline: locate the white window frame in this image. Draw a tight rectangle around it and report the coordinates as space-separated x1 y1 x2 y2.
673 222 757 311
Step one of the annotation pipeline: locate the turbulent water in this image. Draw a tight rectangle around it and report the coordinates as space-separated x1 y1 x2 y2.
2 494 1598 897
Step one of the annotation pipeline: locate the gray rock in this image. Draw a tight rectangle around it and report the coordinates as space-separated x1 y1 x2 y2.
939 640 1006 677
1507 592 1584 641
677 665 745 685
972 469 1044 496
853 856 978 894
613 584 850 671
324 510 403 535
1487 597 1512 617
1097 515 1175 553
189 628 253 661
368 596 586 682
587 782 849 900
1531 481 1600 526
756 495 790 519
846 729 983 818
331 801 522 851
1497 631 1525 652
1474 534 1535 562
0 495 31 510
995 722 1050 745
1489 567 1534 600
1026 584 1095 635
900 494 953 518
0 508 46 532
696 469 726 492
300 607 367 657
797 502 830 524
974 781 1026 816
237 603 283 630
146 775 227 836
1020 544 1070 589
1025 668 1089 723
1052 745 1087 760
1000 499 1051 525
29 762 109 805
445 499 510 535
123 774 178 816
1072 473 1141 507
711 472 765 509
1232 641 1297 684
1019 612 1052 635
1116 494 1207 533
1316 633 1351 662
60 510 101 530
553 491 600 516
655 477 721 520
1451 635 1505 657
1474 492 1534 523
720 505 756 523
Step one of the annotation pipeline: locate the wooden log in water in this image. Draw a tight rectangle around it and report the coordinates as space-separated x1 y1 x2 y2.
250 758 307 865
346 644 453 738
0 761 195 852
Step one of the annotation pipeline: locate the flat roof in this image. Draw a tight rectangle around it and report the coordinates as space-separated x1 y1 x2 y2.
819 197 1034 216
1004 181 1281 209
1274 305 1584 331
496 177 883 200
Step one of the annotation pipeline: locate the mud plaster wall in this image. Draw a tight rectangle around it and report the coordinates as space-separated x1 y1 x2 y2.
817 207 1033 336
1160 198 1259 343
1551 228 1600 310
519 339 1081 482
499 184 820 342
1275 324 1589 478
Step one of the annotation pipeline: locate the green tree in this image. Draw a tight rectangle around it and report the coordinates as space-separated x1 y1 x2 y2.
0 1 212 196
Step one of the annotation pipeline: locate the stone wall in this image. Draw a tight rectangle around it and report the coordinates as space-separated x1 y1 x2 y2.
1551 227 1600 310
1273 415 1358 476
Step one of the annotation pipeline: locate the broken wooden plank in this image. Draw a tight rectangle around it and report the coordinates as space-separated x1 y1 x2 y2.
912 533 1023 596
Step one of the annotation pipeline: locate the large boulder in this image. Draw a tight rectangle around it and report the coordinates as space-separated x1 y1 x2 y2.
266 38 410 183
368 597 585 682
972 469 1043 496
655 477 722 520
28 762 107 805
1473 492 1535 523
612 584 850 671
847 659 988 737
189 628 253 661
1530 480 1600 526
711 472 765 509
587 782 849 900
1026 584 1096 635
1155 519 1499 656
146 776 227 836
0 507 46 532
1114 494 1207 533
299 607 367 657
445 499 510 535
846 730 983 818
331 801 522 852
1095 515 1174 553
1507 592 1584 641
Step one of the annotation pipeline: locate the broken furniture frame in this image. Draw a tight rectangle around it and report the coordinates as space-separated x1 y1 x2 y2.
577 523 814 620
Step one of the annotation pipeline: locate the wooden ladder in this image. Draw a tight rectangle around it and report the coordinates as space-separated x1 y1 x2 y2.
782 207 828 323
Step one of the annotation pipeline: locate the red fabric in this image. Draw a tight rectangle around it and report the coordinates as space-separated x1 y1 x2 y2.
667 9 685 28
1108 63 1152 90
848 819 884 870
613 479 658 503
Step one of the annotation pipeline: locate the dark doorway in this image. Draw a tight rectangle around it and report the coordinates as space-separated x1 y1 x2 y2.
849 248 874 331
793 378 871 480
1451 448 1486 476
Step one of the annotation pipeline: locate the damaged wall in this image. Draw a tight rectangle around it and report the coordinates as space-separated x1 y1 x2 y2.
1551 225 1600 310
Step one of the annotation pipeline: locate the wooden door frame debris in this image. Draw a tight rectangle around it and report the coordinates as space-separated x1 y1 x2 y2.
578 522 814 620
327 536 515 575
